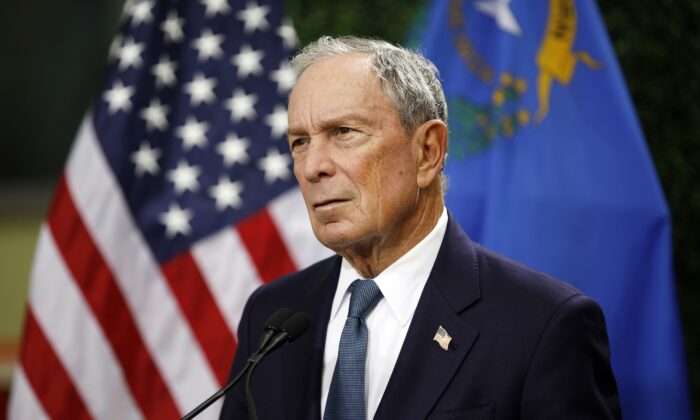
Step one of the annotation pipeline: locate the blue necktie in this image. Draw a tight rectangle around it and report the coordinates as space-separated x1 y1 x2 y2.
324 279 383 420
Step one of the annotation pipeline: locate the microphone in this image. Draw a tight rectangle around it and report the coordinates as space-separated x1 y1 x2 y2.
245 312 311 420
180 308 295 420
249 312 311 363
254 308 293 354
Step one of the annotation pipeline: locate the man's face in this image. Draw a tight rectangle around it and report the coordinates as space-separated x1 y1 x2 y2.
287 54 421 253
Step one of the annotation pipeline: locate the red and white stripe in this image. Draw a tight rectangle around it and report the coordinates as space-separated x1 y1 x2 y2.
8 115 331 419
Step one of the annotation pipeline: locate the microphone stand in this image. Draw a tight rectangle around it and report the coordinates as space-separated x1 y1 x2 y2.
181 359 253 420
180 308 293 420
180 311 310 420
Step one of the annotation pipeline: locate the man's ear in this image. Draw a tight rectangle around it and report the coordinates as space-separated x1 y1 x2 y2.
414 120 448 189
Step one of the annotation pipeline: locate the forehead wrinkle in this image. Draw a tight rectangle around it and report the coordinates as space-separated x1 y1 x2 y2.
288 54 397 136
289 87 374 129
317 111 374 130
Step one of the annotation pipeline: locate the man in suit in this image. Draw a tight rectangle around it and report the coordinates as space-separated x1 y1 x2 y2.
220 36 621 419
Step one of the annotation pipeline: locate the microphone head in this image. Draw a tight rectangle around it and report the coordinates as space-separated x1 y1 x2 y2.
280 312 311 342
265 308 292 330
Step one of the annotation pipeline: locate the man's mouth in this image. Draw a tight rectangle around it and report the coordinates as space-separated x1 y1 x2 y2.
313 199 347 209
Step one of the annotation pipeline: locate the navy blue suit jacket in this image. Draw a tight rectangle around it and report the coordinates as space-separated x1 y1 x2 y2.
220 216 621 419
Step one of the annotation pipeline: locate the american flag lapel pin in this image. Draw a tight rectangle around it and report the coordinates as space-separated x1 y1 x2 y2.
433 325 452 351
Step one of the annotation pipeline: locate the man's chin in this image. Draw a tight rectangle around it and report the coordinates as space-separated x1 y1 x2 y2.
311 223 359 252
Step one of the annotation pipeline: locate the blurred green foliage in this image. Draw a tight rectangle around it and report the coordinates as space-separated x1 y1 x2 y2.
0 1 124 179
598 2 700 413
285 0 424 45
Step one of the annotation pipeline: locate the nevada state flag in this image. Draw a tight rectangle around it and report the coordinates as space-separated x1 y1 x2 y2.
412 1 691 419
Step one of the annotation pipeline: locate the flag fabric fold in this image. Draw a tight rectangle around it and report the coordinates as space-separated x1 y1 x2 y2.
8 0 329 418
414 0 691 418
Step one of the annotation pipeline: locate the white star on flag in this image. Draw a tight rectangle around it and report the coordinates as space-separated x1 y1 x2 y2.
117 37 145 70
103 80 134 114
127 0 155 26
184 73 218 106
217 133 251 166
130 142 162 176
225 89 258 122
159 203 194 238
167 160 202 194
258 148 291 183
209 176 244 210
192 29 225 61
264 105 288 139
140 99 170 131
176 117 210 150
161 11 185 43
269 61 296 93
277 17 298 49
237 2 270 33
474 0 522 36
152 55 178 88
232 45 265 78
201 0 231 17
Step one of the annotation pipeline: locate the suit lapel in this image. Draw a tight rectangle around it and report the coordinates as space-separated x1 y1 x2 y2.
375 216 481 419
282 256 341 420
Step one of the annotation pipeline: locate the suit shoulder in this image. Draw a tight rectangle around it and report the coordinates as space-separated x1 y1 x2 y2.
473 243 584 309
467 244 611 366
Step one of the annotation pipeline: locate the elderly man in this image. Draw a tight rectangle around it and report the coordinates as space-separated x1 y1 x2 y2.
220 36 621 419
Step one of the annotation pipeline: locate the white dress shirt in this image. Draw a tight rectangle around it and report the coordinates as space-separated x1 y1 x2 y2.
321 208 448 419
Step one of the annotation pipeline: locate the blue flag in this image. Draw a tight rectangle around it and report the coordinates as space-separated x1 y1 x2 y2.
414 1 691 418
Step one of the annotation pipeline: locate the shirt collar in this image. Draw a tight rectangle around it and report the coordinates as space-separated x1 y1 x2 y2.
330 207 449 326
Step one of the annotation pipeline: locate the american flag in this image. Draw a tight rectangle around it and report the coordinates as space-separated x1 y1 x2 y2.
433 326 452 351
7 0 330 418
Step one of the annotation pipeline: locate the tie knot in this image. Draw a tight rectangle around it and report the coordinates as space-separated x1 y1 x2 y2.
348 279 382 319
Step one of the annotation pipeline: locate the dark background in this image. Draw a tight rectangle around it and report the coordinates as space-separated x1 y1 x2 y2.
0 0 697 416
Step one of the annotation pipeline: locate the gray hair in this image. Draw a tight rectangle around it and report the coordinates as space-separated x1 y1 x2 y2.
289 36 448 134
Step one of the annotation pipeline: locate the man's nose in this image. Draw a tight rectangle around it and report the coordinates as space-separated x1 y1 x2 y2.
300 139 335 182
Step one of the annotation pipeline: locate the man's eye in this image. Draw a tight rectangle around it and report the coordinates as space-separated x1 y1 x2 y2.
337 127 353 135
290 138 309 150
